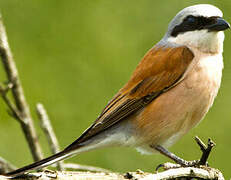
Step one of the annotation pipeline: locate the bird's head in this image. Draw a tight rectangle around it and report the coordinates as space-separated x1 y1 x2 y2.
164 4 230 54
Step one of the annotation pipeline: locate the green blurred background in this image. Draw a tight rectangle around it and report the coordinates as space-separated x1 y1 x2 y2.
0 0 230 178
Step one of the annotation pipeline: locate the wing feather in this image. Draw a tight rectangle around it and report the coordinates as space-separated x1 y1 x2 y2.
65 45 194 150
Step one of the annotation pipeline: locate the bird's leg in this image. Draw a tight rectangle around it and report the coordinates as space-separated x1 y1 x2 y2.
153 145 199 168
151 137 216 171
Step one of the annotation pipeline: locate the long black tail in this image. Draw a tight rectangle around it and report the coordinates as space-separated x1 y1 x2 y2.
5 148 74 178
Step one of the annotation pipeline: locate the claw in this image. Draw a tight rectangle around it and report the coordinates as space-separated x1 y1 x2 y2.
155 160 202 172
155 164 164 171
156 162 181 171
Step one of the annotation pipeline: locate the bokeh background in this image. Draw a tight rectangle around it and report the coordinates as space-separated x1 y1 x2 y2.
0 0 230 178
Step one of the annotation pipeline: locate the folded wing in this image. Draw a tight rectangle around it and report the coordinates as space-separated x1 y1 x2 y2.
65 45 194 150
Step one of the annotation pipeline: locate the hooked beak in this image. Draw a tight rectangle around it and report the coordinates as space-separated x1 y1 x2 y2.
207 17 230 32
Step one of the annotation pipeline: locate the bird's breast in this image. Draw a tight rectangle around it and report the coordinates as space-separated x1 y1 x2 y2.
132 51 223 151
185 52 223 94
180 51 223 129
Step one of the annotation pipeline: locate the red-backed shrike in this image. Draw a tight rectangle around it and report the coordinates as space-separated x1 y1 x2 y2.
5 4 230 177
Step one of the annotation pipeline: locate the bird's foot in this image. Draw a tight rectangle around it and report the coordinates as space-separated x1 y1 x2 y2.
156 160 201 171
153 136 215 171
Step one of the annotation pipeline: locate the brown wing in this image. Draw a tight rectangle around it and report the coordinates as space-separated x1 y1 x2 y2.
65 45 194 150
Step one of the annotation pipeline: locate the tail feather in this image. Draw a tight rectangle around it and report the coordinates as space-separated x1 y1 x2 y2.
5 149 74 178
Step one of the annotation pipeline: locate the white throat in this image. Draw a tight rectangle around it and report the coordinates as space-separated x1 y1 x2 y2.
167 31 224 54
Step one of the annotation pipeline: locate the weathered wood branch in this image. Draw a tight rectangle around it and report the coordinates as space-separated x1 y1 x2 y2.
0 13 43 161
36 103 64 171
0 166 224 180
52 163 112 173
0 157 16 174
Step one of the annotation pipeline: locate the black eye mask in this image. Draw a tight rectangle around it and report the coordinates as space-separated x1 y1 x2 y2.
171 15 219 37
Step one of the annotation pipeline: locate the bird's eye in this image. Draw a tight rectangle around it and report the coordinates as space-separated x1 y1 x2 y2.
186 16 196 24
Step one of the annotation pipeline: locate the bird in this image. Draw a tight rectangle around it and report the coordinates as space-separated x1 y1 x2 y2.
5 4 230 177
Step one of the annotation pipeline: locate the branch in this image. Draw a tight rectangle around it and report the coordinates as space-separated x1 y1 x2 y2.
0 167 224 180
195 136 216 165
142 167 224 180
36 103 63 171
0 157 16 174
53 163 112 173
0 83 22 121
0 13 43 161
